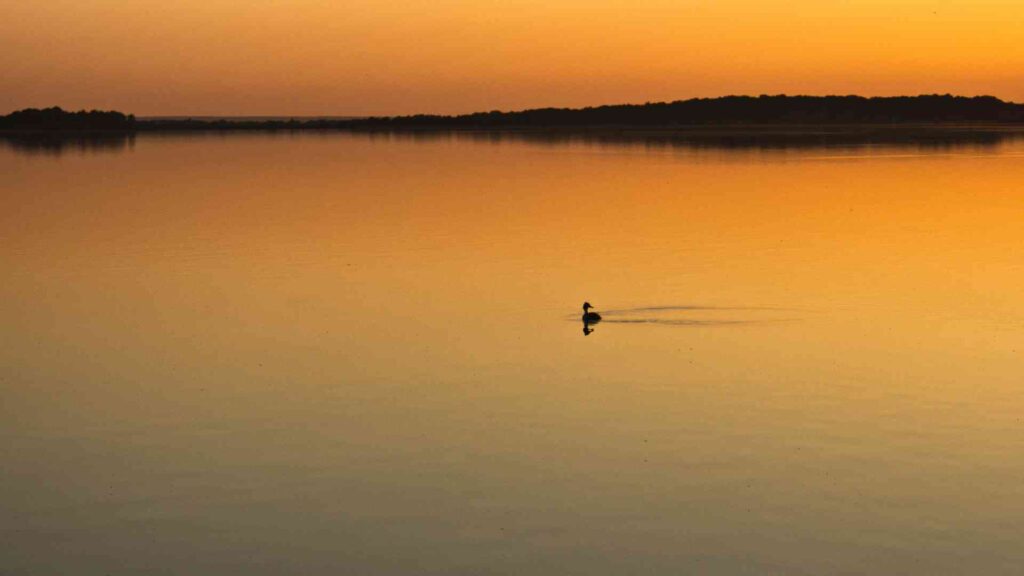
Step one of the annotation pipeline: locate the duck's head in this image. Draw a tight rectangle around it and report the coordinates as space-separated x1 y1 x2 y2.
583 301 593 312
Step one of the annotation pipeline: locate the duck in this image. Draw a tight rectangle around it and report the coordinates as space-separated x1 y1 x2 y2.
582 302 602 322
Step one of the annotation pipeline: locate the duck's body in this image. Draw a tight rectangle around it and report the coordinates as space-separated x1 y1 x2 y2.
582 302 602 322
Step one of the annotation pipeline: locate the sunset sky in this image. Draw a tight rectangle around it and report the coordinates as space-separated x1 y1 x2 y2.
2 0 1022 116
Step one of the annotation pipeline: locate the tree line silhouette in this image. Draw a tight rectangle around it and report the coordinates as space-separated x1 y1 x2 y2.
350 95 1024 128
4 96 1024 133
0 107 135 131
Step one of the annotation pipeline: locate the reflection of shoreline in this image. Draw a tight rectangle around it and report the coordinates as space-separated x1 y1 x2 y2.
129 124 1024 153
0 132 135 157
6 124 1024 155
342 125 1024 151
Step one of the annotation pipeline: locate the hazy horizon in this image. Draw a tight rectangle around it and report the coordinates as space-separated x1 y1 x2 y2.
7 92 1024 120
4 0 1023 116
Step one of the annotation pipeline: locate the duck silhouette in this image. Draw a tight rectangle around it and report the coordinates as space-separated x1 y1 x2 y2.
581 302 601 336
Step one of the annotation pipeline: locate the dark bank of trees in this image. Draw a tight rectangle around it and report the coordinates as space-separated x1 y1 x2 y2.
140 94 1024 130
350 95 1024 128
0 107 135 131
4 96 1024 133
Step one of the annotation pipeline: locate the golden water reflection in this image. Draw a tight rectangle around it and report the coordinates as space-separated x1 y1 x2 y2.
1 132 1023 574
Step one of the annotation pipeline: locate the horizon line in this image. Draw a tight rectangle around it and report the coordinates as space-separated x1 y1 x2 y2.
8 92 1021 120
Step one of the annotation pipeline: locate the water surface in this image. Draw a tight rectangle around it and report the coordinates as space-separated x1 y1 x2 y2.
2 131 1023 574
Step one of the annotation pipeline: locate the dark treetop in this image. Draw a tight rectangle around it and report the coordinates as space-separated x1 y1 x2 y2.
0 107 135 131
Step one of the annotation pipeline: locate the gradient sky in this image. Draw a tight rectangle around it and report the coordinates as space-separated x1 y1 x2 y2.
2 0 1022 116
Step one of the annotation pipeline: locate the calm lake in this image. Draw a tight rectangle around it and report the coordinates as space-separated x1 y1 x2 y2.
2 131 1023 574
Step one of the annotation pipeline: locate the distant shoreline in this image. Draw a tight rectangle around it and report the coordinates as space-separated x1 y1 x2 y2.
6 97 1024 155
5 122 1024 134
5 96 1024 134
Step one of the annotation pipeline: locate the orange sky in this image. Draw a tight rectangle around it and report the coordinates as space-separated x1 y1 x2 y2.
2 0 1022 116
